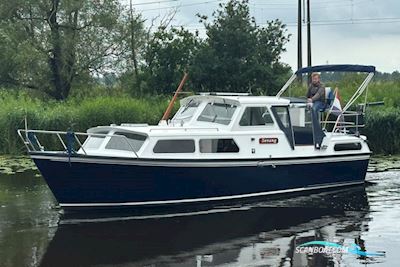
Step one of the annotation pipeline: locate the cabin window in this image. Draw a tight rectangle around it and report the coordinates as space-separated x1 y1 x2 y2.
334 142 362 151
199 139 239 153
84 131 108 149
239 106 274 126
105 132 147 152
197 103 237 125
173 100 200 123
153 139 195 153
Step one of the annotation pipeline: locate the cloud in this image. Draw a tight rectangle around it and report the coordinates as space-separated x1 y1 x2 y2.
282 29 400 72
133 0 400 72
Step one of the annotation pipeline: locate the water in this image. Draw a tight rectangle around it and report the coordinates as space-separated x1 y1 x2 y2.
0 169 399 267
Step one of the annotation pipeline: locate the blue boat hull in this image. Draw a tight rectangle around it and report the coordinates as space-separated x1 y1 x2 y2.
32 153 369 208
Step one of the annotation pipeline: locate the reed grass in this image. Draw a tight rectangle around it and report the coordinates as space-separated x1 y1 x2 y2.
364 108 400 154
0 91 172 154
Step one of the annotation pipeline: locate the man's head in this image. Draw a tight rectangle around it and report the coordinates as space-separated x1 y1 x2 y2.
311 73 321 86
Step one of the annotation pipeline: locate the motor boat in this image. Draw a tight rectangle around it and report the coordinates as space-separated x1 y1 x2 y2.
18 64 376 209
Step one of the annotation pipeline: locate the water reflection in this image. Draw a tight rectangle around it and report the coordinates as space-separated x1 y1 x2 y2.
2 171 398 267
0 171 58 267
38 186 371 267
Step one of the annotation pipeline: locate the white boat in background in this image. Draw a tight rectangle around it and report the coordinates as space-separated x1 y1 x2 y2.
18 64 376 210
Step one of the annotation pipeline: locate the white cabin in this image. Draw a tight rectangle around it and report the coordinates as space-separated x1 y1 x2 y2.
81 94 370 159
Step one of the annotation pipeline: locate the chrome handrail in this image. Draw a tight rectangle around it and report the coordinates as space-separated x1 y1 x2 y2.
17 129 139 158
323 121 357 125
320 109 364 136
149 127 219 132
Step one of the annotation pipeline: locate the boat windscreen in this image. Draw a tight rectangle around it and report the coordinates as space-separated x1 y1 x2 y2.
172 100 200 123
197 103 237 125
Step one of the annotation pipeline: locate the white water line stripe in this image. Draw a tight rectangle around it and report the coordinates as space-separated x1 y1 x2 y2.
59 180 364 208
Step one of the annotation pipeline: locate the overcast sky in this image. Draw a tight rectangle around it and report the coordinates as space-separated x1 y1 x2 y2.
130 0 400 73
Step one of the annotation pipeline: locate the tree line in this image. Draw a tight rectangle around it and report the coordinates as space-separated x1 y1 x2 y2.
0 0 292 100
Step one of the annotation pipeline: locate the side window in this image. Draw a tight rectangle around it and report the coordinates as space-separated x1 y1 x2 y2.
239 106 274 126
334 142 362 151
153 140 195 153
199 139 239 153
84 131 108 149
106 132 147 152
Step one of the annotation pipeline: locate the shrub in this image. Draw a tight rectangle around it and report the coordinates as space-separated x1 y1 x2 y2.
363 108 400 154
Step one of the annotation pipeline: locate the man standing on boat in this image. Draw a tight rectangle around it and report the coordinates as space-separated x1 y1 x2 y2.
306 73 326 148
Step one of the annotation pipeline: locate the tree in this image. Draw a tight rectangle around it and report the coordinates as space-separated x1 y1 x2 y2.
116 2 147 95
141 26 200 95
0 0 123 100
190 0 291 95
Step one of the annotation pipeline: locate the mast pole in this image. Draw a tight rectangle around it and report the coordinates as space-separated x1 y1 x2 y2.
297 0 303 82
307 0 312 68
161 73 189 121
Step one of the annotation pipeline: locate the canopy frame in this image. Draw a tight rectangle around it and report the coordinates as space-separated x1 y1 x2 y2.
276 64 376 135
276 64 375 98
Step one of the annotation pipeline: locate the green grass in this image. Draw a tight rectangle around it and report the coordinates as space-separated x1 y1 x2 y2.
0 91 174 154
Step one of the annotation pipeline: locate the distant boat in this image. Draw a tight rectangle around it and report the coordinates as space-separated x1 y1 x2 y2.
18 64 376 210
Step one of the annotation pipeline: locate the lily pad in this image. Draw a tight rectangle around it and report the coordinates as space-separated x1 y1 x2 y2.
0 156 38 175
368 155 400 172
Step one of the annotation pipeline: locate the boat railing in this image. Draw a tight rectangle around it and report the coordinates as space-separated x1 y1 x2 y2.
149 127 219 132
291 103 365 135
322 110 365 135
17 129 139 158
